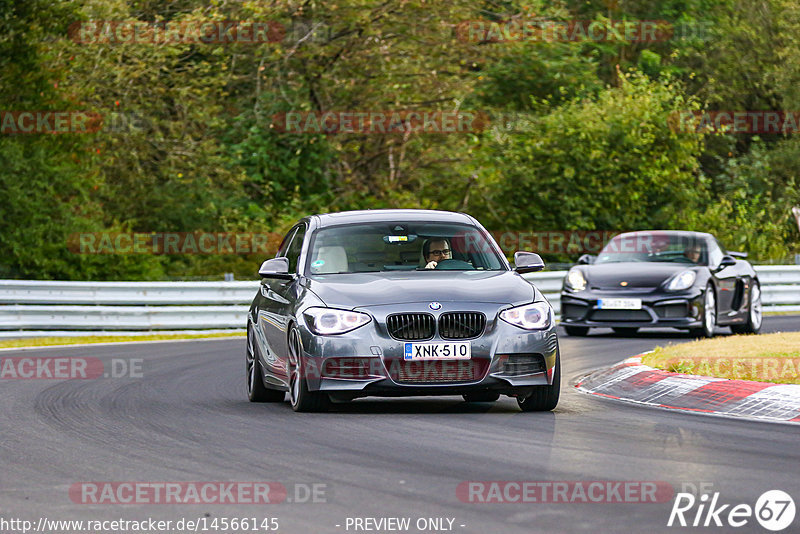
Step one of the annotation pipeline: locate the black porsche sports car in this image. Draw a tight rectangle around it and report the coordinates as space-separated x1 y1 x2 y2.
247 209 560 412
560 230 762 337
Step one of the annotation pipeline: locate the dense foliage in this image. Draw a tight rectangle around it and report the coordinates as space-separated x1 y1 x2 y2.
1 0 798 279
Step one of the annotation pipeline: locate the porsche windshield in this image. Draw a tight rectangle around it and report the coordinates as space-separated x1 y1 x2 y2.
306 222 506 274
595 232 708 265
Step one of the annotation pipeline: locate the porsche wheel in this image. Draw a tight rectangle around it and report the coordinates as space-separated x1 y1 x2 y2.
288 327 330 412
731 281 762 335
691 284 716 338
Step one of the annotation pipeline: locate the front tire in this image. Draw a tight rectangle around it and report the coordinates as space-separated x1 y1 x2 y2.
247 325 285 402
731 281 762 335
564 325 589 336
288 327 330 412
517 349 560 412
690 284 716 338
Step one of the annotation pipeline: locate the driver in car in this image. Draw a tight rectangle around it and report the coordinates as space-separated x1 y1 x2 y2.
684 244 702 263
423 238 452 269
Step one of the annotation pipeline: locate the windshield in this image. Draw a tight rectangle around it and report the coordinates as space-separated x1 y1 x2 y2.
306 222 506 275
595 232 708 265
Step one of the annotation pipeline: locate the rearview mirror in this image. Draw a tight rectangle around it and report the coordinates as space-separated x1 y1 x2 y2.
259 257 292 279
514 251 545 273
577 254 596 265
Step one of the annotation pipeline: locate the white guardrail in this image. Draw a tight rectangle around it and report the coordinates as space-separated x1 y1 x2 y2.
0 266 798 332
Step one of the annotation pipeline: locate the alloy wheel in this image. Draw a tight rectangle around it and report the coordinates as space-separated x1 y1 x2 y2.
704 288 716 337
246 326 256 396
750 283 763 330
288 328 302 408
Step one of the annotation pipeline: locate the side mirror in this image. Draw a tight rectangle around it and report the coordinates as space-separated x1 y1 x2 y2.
259 257 292 279
714 255 737 272
577 254 596 265
514 251 545 273
729 251 748 259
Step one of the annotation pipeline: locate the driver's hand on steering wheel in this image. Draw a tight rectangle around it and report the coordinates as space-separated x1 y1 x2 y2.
424 239 451 269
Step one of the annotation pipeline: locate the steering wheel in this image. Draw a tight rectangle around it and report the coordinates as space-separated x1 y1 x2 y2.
434 259 474 270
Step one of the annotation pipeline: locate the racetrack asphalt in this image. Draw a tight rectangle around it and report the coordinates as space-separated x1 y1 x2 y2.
1 316 799 533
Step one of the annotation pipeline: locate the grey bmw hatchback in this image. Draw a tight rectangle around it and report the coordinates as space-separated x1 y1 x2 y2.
246 209 560 412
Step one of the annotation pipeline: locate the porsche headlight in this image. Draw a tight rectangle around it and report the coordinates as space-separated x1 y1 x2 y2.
303 307 371 335
499 302 552 330
666 270 697 291
565 268 587 291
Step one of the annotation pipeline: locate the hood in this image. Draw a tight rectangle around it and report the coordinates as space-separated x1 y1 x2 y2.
305 270 536 309
585 263 692 289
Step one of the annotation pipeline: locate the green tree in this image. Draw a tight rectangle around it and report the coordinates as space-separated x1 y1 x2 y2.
470 72 706 234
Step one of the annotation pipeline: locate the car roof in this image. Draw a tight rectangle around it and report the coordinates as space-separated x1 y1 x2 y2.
310 209 474 227
611 230 714 241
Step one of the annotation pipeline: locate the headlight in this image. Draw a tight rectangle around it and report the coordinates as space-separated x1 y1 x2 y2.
303 307 371 335
499 302 552 330
666 270 697 291
565 268 587 291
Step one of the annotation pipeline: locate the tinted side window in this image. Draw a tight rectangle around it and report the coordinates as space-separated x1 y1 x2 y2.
277 228 297 258
286 224 307 273
708 239 724 268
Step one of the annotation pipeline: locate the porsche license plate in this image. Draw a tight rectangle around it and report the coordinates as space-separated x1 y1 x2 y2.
404 341 471 361
597 298 642 310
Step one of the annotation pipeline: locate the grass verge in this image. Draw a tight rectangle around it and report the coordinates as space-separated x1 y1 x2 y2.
642 332 800 385
0 332 244 349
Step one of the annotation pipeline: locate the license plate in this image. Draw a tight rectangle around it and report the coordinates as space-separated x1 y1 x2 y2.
597 298 642 310
404 341 471 361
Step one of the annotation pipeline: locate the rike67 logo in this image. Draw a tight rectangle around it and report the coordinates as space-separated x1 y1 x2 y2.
668 490 795 531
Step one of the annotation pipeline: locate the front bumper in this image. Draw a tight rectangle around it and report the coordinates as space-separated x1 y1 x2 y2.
560 288 705 329
295 302 559 398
